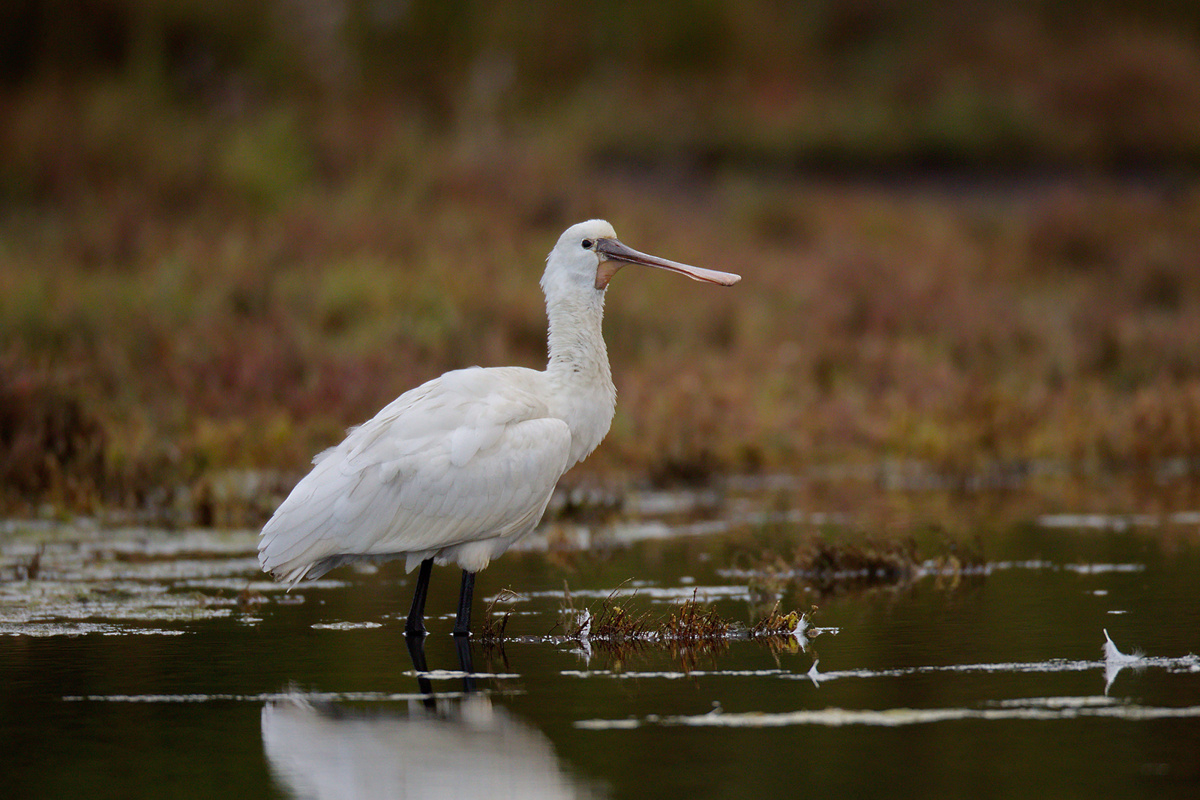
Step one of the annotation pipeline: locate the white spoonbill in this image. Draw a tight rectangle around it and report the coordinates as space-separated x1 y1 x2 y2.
258 220 740 637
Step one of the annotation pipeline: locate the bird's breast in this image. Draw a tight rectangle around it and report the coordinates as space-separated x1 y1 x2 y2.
551 375 617 467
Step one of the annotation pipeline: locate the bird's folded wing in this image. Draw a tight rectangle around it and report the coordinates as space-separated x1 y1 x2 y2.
258 369 572 582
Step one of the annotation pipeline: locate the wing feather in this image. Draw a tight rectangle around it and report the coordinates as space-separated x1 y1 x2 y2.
259 368 572 582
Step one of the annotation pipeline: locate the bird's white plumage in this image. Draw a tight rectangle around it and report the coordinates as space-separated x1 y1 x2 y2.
262 693 594 800
258 219 739 591
259 367 572 583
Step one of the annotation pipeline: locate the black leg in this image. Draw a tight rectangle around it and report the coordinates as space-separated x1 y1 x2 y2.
404 628 436 708
405 558 434 636
454 634 477 693
452 570 476 637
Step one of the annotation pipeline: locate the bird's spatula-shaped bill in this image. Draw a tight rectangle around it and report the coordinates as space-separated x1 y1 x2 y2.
595 238 741 289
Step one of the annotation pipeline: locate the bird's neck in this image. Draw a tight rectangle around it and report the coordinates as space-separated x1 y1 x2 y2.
546 291 611 377
544 289 617 465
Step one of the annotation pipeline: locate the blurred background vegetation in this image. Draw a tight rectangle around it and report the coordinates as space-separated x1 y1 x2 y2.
2 0 1200 523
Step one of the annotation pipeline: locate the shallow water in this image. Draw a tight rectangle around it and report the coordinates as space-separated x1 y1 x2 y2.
2 499 1200 799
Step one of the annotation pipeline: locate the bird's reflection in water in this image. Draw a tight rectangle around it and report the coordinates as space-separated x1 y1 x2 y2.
263 637 604 800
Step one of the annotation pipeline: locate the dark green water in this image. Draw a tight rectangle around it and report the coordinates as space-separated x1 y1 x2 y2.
2 512 1199 799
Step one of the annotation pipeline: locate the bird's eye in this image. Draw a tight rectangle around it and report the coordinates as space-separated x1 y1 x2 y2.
581 239 593 249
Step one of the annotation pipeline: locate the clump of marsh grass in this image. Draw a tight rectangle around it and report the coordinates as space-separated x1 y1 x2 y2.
562 585 654 644
9 545 45 581
560 585 812 651
804 537 920 592
660 591 733 643
749 601 814 639
478 589 520 646
732 535 981 597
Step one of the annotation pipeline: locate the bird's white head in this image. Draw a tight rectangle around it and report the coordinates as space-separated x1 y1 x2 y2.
541 219 741 302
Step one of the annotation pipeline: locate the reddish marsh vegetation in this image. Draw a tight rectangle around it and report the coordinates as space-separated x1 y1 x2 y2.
4 163 1199 521
3 2 1200 523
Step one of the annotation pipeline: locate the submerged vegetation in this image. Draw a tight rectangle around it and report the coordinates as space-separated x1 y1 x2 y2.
732 534 982 598
3 2 1200 524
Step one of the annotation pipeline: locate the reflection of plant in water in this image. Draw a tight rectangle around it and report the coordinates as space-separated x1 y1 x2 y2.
668 638 729 675
548 584 816 672
475 582 818 672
